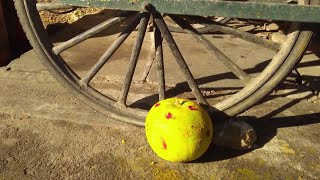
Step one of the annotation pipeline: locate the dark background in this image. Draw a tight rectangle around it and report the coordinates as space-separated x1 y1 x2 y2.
0 0 31 66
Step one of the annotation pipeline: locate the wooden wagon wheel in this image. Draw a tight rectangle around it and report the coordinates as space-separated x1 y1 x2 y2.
13 0 315 126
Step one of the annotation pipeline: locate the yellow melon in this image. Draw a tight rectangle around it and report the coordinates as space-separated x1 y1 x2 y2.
145 98 213 162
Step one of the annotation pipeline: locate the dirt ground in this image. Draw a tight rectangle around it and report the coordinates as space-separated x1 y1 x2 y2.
1 44 320 180
0 53 320 179
38 0 103 26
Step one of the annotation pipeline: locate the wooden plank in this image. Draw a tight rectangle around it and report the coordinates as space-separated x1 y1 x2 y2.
60 0 320 23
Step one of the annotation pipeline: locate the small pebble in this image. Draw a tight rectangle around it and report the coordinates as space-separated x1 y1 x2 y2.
266 23 280 31
270 32 287 43
308 95 319 103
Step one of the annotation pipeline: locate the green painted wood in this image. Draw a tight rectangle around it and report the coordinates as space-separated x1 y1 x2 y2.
56 0 320 23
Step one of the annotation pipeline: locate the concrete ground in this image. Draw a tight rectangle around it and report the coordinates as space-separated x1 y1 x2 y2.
0 14 320 179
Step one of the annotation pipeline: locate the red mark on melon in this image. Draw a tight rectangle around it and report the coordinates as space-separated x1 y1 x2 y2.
162 139 167 150
188 106 198 111
155 103 160 107
165 112 172 119
206 130 210 137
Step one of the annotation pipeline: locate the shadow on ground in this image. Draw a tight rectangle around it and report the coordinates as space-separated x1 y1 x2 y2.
47 10 135 42
193 83 320 162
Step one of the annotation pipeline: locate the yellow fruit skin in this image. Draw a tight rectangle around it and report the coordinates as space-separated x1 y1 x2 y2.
145 98 213 162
